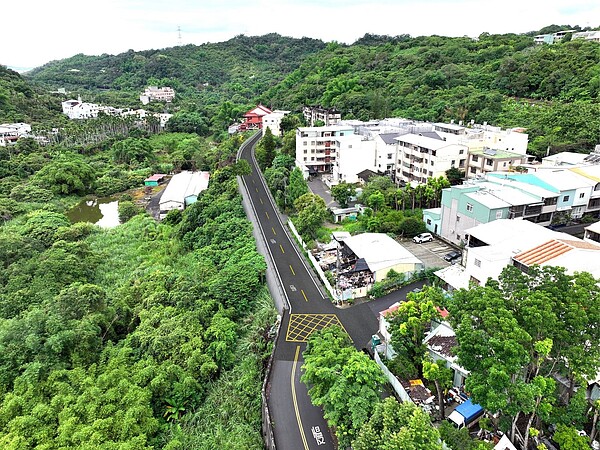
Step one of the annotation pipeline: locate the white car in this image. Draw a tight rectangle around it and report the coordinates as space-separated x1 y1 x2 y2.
413 233 433 243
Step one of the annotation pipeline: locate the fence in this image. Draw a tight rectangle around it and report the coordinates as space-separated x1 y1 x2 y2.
374 351 413 403
287 220 339 302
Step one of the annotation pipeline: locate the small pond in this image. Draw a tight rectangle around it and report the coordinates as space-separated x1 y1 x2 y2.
67 197 120 228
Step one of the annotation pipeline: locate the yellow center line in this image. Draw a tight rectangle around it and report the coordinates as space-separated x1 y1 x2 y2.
290 265 295 275
255 187 258 192
265 211 270 220
260 198 264 204
280 244 285 254
301 289 308 302
252 179 255 184
272 227 276 235
291 346 309 450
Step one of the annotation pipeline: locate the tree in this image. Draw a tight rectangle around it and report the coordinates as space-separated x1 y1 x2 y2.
33 153 96 195
388 286 442 379
166 111 210 136
111 137 154 166
117 200 142 223
353 397 443 450
261 127 276 168
423 358 453 420
331 181 356 208
302 326 385 449
287 167 308 208
293 193 328 239
445 167 465 186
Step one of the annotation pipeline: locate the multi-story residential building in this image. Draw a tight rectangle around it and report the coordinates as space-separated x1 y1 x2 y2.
302 106 341 126
61 98 100 119
374 132 402 179
395 131 468 184
465 148 530 178
0 122 31 146
534 29 577 45
295 125 354 176
435 219 600 290
140 86 175 104
439 179 556 244
435 167 600 245
490 169 598 219
572 31 600 43
332 134 377 184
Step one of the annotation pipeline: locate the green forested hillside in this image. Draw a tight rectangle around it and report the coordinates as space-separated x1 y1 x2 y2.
14 30 600 156
259 33 600 156
0 66 64 125
25 34 327 109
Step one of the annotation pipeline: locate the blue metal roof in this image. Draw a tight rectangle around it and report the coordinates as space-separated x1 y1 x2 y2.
455 398 484 422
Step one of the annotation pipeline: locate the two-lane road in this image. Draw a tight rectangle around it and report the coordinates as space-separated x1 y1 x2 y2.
238 133 379 450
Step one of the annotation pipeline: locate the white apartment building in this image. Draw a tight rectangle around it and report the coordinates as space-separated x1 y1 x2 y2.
140 86 175 104
296 125 354 177
61 98 101 119
302 106 341 126
395 131 468 184
572 31 600 43
332 134 377 184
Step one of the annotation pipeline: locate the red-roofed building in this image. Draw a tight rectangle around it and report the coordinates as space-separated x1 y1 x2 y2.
239 104 272 131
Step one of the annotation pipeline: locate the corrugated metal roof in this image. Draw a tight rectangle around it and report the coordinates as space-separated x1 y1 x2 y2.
514 240 572 265
159 171 210 206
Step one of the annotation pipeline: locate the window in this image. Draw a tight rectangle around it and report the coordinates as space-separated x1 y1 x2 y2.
459 149 464 155
431 161 435 166
470 167 477 174
503 162 507 167
456 215 460 222
303 157 307 161
472 155 479 162
348 145 352 149
474 258 481 268
563 195 570 202
496 210 503 219
427 219 432 225
466 203 473 212
451 160 456 166
428 171 433 176
485 158 493 166
303 149 307 154
579 192 585 198
303 141 307 146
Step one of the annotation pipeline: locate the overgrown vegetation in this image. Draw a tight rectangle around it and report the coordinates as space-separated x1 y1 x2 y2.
0 131 276 448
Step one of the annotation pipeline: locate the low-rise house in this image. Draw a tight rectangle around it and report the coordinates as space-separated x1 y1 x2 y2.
239 104 272 131
262 110 289 137
159 171 210 219
584 221 600 244
0 122 31 145
435 219 600 290
144 174 167 187
465 148 531 179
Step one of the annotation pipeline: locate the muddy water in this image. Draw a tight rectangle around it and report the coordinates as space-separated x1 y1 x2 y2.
67 197 120 228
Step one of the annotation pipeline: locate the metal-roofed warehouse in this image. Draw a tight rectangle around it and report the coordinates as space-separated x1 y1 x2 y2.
159 171 210 219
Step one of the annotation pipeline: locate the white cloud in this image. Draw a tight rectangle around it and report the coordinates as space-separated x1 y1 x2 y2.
2 0 599 69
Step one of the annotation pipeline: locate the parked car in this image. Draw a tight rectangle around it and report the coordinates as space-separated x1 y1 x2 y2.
413 233 433 243
443 250 462 262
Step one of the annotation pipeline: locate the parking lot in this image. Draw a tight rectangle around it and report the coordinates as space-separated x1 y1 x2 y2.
398 237 461 269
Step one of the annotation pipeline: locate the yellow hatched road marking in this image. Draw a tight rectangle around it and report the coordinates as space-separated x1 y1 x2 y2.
286 314 350 342
291 346 309 450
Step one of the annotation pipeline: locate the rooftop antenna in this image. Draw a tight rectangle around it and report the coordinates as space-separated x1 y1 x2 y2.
177 26 182 46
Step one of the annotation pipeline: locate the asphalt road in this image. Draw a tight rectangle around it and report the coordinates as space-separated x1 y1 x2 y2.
237 133 422 450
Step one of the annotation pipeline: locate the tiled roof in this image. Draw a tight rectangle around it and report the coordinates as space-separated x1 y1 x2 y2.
513 240 572 265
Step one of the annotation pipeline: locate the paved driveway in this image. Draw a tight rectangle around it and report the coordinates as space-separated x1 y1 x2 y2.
398 237 461 269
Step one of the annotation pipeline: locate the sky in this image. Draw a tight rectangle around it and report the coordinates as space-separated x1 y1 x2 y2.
2 0 599 71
